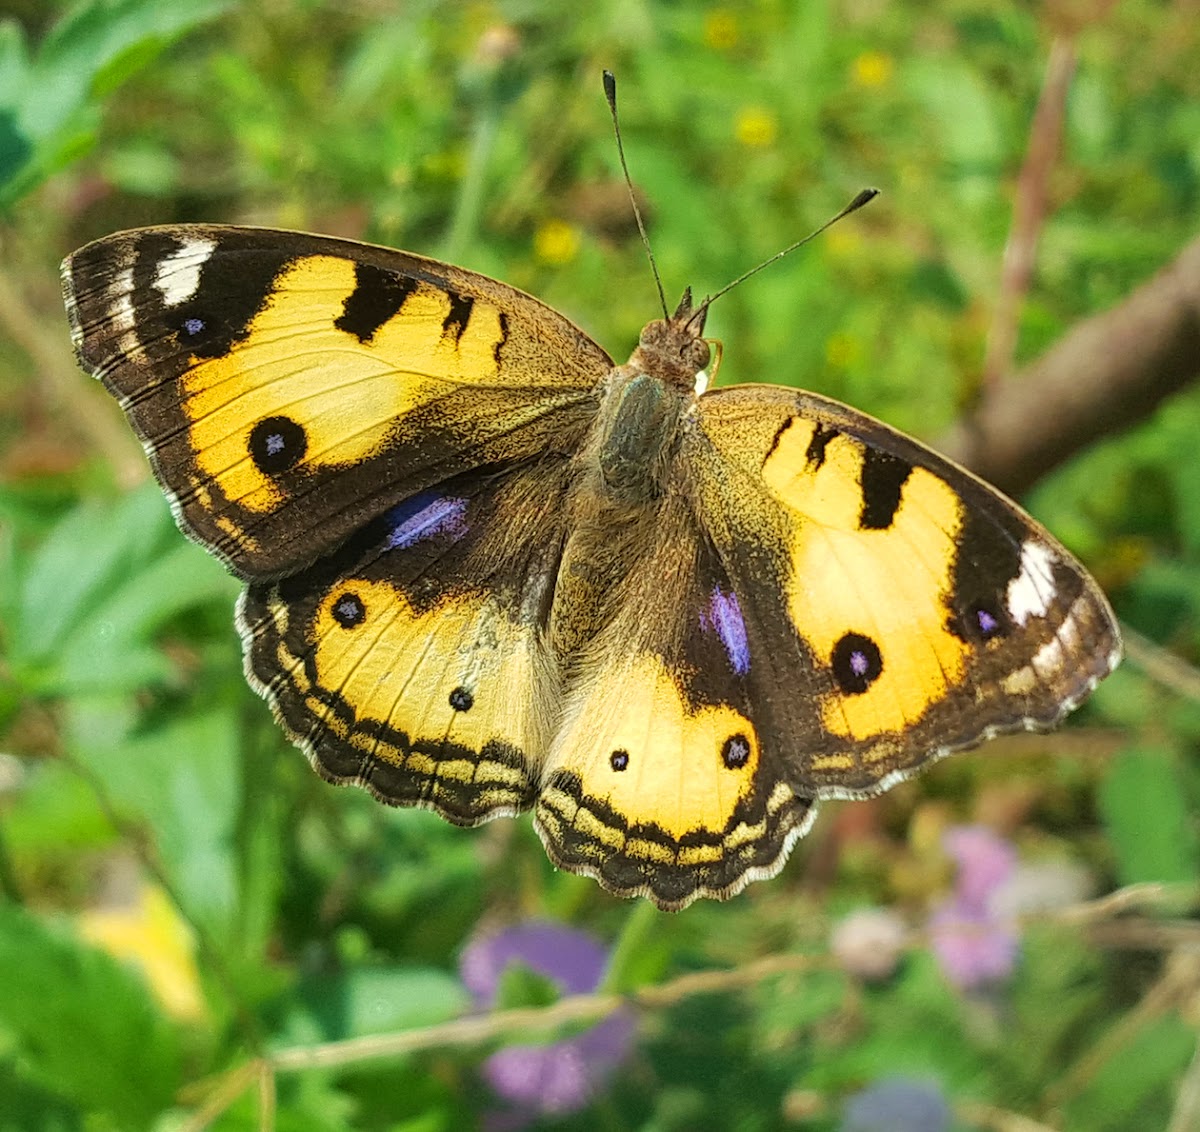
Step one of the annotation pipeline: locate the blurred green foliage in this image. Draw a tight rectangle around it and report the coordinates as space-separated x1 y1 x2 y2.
0 1 1198 1129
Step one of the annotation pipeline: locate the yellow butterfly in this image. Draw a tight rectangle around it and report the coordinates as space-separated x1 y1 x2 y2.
61 195 1120 911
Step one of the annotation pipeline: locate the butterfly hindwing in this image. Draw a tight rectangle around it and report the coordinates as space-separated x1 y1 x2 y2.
536 490 815 910
686 384 1121 797
238 458 574 824
62 226 609 579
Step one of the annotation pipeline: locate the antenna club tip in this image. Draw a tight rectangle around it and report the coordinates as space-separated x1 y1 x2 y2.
603 70 617 101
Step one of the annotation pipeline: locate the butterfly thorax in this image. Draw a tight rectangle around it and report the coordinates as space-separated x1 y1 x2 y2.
597 296 711 501
548 304 710 660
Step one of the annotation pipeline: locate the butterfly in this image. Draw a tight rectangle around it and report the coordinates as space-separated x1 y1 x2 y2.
61 216 1121 911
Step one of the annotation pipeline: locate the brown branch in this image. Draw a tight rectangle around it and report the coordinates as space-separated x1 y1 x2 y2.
939 234 1200 495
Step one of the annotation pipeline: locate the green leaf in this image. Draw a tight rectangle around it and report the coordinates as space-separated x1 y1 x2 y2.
0 108 31 190
0 0 228 205
12 486 236 698
909 57 1005 171
1099 747 1200 885
290 967 469 1042
68 707 243 938
1064 1013 1193 1131
495 961 562 1010
0 902 181 1124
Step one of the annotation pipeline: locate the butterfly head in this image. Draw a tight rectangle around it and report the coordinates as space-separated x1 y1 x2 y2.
631 287 712 392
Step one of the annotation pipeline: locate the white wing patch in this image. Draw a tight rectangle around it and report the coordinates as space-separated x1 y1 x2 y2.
111 265 138 357
1006 539 1057 626
153 237 216 307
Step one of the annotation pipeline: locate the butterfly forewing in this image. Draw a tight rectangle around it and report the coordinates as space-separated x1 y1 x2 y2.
685 383 1121 798
62 225 609 579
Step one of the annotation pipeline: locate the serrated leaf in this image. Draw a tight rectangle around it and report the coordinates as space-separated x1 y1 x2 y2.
0 902 181 1125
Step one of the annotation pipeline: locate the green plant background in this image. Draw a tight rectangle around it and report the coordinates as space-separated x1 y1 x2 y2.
0 1 1197 1129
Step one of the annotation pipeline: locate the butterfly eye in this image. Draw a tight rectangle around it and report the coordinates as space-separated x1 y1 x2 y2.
249 415 307 474
830 632 883 695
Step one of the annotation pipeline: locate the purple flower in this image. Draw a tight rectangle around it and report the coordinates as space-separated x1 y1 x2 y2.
928 825 1020 989
460 922 635 1121
928 902 1019 989
942 826 1017 911
842 1077 951 1132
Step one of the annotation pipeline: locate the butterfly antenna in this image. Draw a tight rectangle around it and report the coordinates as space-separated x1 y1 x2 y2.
604 70 669 320
692 187 880 328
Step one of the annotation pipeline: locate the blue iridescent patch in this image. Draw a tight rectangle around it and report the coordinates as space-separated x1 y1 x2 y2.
701 586 750 676
385 492 468 549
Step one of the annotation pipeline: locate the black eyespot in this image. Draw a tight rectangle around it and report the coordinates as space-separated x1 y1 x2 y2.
721 734 751 769
610 749 629 772
449 686 473 712
331 591 365 628
249 415 306 474
831 632 883 694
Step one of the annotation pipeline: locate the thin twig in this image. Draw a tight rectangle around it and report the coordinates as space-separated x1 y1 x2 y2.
1045 882 1199 926
1122 626 1200 704
176 1061 262 1132
1168 1035 1200 1132
257 1061 276 1132
1041 948 1200 1112
981 35 1077 392
269 949 831 1074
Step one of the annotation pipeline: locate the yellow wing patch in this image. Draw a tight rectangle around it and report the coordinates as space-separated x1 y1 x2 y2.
550 654 760 838
185 256 508 514
245 573 550 823
762 417 969 741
